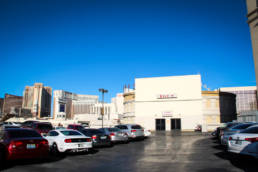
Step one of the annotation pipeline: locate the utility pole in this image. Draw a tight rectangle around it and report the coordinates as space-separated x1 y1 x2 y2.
98 88 108 128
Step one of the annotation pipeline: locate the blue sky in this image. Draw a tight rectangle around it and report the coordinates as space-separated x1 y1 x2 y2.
0 0 255 102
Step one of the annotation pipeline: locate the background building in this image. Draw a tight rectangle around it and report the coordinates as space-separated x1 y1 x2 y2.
219 86 257 114
135 75 203 131
2 94 23 115
246 0 258 94
122 87 135 124
22 83 52 118
53 90 113 128
0 98 3 117
111 93 124 124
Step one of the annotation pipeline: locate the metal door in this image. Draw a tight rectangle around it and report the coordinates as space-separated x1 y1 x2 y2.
156 119 165 130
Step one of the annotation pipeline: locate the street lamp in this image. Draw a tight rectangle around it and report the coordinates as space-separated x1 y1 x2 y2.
99 88 108 128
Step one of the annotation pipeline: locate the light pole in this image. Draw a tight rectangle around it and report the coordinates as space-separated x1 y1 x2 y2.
99 88 108 128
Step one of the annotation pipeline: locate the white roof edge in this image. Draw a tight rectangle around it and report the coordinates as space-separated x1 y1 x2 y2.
135 74 201 80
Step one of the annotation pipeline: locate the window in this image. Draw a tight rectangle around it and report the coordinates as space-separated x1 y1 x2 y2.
61 130 82 136
132 125 142 129
49 131 59 136
116 125 128 129
8 130 41 138
59 104 65 112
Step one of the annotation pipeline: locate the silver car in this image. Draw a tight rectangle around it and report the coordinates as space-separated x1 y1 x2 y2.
115 124 144 140
100 128 129 143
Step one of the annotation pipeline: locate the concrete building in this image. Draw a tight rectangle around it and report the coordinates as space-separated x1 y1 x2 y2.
0 98 3 117
122 88 135 124
53 90 113 128
111 93 124 123
219 86 257 114
2 94 23 115
135 74 203 131
22 83 52 118
201 91 237 132
246 0 258 93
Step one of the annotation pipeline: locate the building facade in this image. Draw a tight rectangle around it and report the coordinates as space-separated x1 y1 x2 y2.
2 94 23 115
111 93 124 123
122 88 135 124
0 98 3 117
53 90 113 127
219 86 257 115
246 0 258 94
135 75 203 131
22 83 52 118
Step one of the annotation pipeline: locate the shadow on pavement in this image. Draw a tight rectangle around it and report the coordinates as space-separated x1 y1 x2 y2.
214 151 258 172
2 154 66 170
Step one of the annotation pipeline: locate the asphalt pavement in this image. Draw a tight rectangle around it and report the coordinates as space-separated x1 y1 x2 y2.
2 131 258 172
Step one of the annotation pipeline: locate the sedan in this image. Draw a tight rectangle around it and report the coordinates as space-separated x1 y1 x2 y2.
115 124 144 140
221 123 257 146
99 128 129 143
80 129 112 147
0 128 49 160
228 125 258 158
44 129 92 154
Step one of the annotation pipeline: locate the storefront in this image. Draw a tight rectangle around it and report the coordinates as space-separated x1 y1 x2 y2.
135 74 203 131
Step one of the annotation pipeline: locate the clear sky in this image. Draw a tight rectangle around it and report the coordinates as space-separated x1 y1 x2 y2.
0 0 255 102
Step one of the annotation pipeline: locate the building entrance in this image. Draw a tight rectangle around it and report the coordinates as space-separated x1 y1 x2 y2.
156 119 165 130
171 118 181 130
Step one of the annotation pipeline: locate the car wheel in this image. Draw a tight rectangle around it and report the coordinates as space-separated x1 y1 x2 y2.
51 143 60 155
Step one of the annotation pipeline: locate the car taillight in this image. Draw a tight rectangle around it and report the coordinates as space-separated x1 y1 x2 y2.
65 139 72 143
110 133 115 136
86 138 91 142
92 135 97 139
8 141 23 150
131 130 136 132
228 137 232 141
245 137 258 143
40 140 48 145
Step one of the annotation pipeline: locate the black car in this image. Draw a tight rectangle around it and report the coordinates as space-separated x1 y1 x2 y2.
80 129 112 147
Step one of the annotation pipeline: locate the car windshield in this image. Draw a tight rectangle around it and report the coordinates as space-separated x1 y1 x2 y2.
240 126 258 134
108 128 120 132
227 123 239 128
61 130 82 136
231 124 254 130
132 125 142 129
37 124 53 130
8 130 42 138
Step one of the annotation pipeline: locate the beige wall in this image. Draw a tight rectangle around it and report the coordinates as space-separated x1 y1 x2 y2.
135 75 203 131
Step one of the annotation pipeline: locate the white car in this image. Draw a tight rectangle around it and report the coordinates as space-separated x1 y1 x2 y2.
228 125 258 158
44 129 92 153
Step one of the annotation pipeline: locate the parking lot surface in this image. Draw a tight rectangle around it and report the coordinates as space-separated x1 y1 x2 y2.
2 131 258 172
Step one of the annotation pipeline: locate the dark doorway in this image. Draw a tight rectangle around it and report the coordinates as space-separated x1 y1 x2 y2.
156 119 165 130
171 118 181 130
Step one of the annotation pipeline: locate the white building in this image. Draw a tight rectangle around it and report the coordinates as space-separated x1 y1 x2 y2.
135 74 203 131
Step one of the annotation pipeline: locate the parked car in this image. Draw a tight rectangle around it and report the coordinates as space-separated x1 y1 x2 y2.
115 124 144 140
55 126 66 130
218 122 240 141
67 124 85 131
99 128 129 143
221 123 257 146
80 129 112 147
21 120 39 128
0 128 49 160
3 122 21 127
228 125 258 158
44 129 92 153
31 122 53 136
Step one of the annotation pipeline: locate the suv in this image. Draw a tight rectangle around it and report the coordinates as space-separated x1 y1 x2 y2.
115 124 144 140
31 122 53 136
67 124 84 131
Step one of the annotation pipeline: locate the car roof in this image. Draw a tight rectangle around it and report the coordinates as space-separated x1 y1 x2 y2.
3 128 35 131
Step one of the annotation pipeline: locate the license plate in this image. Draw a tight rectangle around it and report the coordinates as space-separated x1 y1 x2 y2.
27 144 36 149
235 140 242 145
78 144 84 147
100 136 107 139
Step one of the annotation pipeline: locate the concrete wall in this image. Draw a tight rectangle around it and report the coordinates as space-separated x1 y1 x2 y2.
135 75 203 131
